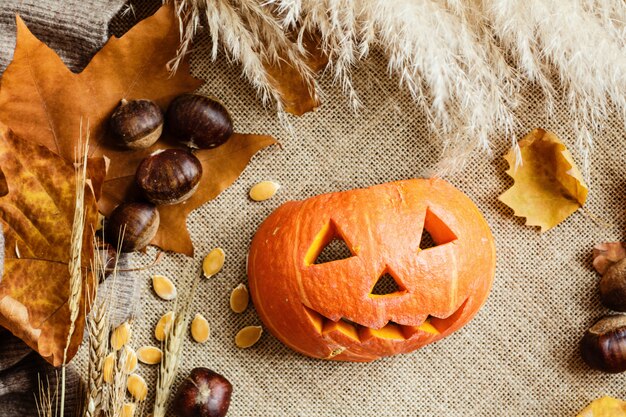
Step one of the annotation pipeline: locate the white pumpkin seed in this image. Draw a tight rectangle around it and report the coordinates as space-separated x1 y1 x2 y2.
249 181 280 201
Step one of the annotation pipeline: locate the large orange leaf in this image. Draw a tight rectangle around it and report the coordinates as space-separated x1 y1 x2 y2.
0 123 99 366
0 5 202 160
0 5 277 255
99 133 277 255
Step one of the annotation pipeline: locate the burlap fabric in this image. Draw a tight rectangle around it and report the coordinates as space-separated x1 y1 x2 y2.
5 1 626 416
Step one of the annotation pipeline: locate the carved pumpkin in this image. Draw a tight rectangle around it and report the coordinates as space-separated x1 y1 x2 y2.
247 179 495 362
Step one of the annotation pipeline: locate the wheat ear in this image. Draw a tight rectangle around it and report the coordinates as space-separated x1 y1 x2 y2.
153 272 201 417
84 233 117 417
60 122 90 417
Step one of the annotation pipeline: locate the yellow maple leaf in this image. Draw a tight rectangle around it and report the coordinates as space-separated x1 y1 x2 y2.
577 396 626 417
499 128 588 232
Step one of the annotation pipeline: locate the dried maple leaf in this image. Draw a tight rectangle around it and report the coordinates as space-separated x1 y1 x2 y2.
266 32 327 116
99 132 277 255
0 123 99 366
499 128 588 232
577 397 626 417
0 5 202 161
0 5 277 255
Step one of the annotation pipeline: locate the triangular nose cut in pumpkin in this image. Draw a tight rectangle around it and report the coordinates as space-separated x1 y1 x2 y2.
247 179 496 362
369 271 404 297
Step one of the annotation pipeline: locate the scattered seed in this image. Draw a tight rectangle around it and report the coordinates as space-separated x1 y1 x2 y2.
127 373 148 401
121 346 138 374
111 321 131 351
202 248 225 278
190 313 210 343
230 284 249 313
249 180 280 201
137 346 162 365
121 402 135 417
154 311 174 342
103 353 115 384
235 325 263 348
152 274 177 301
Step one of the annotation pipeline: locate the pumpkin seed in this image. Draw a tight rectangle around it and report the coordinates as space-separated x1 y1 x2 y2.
235 325 263 348
249 180 280 201
190 313 210 343
154 311 174 342
127 373 148 401
230 284 249 313
103 353 115 384
202 248 225 278
111 321 131 351
152 274 177 300
137 346 162 365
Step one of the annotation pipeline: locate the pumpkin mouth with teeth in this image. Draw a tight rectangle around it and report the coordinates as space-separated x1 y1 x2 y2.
248 179 496 362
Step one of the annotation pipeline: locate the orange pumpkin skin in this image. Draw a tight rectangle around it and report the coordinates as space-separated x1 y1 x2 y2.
247 179 495 362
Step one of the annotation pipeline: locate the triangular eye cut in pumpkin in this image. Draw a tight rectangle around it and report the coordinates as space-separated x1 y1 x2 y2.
305 220 356 265
420 208 457 249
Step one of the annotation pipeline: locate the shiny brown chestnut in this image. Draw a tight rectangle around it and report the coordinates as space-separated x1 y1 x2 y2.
110 99 164 149
599 258 626 312
173 367 232 417
135 149 203 205
581 315 626 373
105 202 160 252
166 94 233 149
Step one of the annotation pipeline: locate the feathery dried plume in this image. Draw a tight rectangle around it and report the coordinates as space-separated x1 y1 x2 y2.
167 0 318 115
167 0 626 174
153 272 201 417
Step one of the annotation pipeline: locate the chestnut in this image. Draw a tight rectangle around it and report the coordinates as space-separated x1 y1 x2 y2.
166 94 233 149
135 149 203 205
173 367 232 417
599 258 626 311
110 99 163 149
105 202 160 252
581 315 626 373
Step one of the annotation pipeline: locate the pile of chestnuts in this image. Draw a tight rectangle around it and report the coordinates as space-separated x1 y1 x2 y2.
105 94 234 252
581 247 626 373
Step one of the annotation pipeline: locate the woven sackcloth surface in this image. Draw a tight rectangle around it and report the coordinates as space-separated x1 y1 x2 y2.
3 1 626 416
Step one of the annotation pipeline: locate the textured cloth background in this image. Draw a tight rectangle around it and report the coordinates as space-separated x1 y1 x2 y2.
4 0 626 416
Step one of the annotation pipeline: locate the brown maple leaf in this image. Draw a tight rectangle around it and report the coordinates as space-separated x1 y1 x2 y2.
0 5 277 255
99 133 277 255
0 123 99 366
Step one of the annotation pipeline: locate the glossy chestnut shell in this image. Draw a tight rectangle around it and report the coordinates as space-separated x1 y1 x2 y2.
173 367 232 417
135 149 203 205
166 94 233 149
110 99 163 149
105 202 160 252
581 315 626 373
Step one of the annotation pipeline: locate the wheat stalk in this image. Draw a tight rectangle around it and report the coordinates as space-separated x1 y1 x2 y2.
59 122 90 417
153 272 201 417
83 232 118 417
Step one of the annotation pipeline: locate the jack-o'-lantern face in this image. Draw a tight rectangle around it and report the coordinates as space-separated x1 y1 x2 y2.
248 179 495 362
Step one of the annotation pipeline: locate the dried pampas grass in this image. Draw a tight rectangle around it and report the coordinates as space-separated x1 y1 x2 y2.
167 0 626 173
